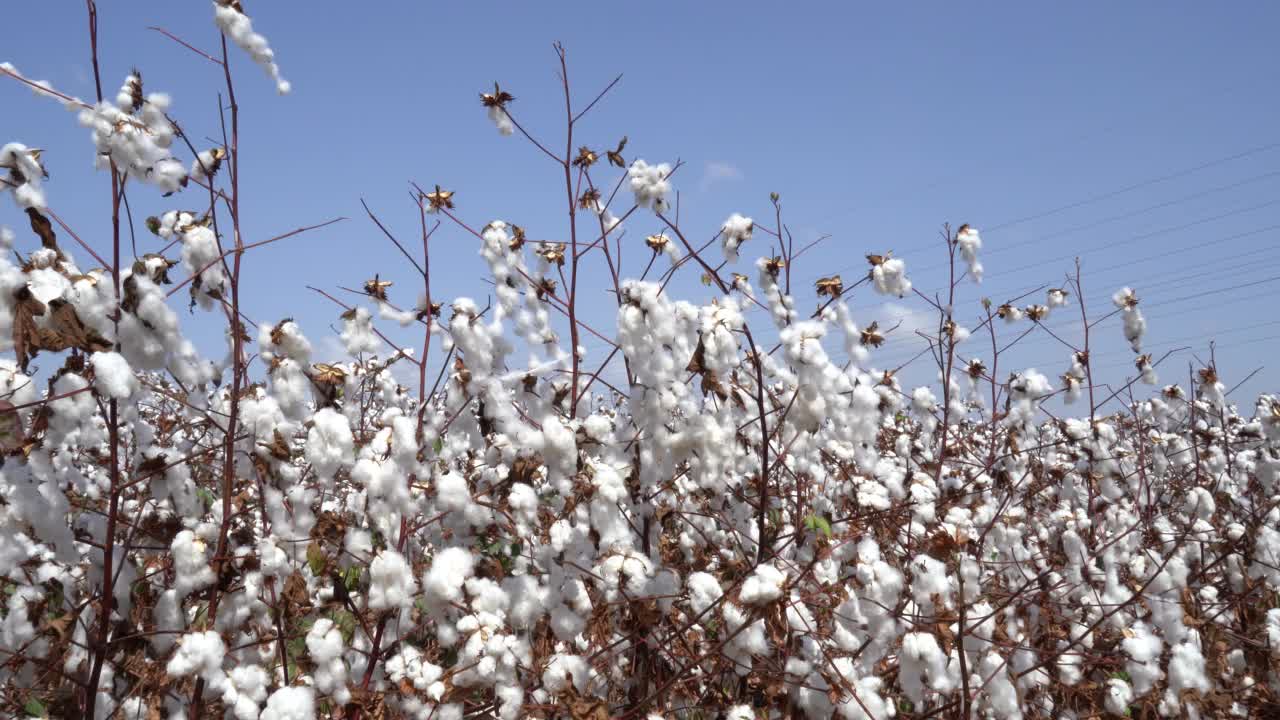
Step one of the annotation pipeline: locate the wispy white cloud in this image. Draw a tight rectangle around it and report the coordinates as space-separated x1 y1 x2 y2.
699 161 743 191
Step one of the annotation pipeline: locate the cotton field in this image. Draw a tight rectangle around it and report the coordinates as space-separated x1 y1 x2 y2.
0 3 1277 720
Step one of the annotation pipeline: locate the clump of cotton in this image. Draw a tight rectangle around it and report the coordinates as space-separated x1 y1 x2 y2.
1112 287 1146 352
260 687 315 720
739 564 786 606
213 0 291 94
89 351 137 399
166 631 227 693
0 142 47 209
368 549 418 610
871 257 912 297
77 76 187 193
956 224 982 282
627 159 672 212
720 213 754 262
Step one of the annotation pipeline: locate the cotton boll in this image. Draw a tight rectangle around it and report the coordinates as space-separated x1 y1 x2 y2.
423 547 475 608
306 618 350 704
0 143 48 210
260 686 315 720
166 631 228 693
213 0 292 94
627 159 673 212
224 665 271 720
685 571 723 617
871 257 912 297
368 550 418 610
341 307 380 356
720 213 754 262
488 105 514 135
739 564 786 605
1112 287 1146 352
89 351 137 399
1099 677 1133 716
171 530 216 599
306 407 354 481
956 225 982 283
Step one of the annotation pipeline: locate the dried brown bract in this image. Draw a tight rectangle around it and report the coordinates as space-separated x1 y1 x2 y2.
479 82 515 108
606 136 627 168
363 276 392 301
815 275 843 298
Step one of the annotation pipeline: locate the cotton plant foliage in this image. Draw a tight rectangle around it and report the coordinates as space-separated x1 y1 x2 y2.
1 8 1279 720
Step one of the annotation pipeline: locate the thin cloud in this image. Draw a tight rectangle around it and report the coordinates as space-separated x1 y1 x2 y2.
699 161 743 191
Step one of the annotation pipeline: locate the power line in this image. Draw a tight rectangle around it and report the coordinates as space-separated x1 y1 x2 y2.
810 142 1280 281
838 274 1280 369
983 140 1280 232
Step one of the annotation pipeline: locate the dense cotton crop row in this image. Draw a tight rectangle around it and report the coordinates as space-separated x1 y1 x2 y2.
1 3 1278 720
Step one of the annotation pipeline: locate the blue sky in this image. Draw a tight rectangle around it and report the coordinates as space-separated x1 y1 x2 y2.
3 2 1279 406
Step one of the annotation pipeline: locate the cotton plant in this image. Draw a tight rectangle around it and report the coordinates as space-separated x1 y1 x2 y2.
1 10 1277 720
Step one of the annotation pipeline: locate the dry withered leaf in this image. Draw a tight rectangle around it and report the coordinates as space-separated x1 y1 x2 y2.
48 298 112 352
26 207 60 253
281 570 311 612
12 286 47 371
0 400 24 454
685 336 706 374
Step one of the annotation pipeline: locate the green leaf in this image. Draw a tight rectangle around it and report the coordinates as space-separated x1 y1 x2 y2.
433 437 444 454
803 513 832 538
342 565 362 592
196 487 215 509
22 698 46 717
330 609 357 644
306 542 326 577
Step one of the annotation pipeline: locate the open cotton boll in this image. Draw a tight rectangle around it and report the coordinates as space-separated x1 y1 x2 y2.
871 257 912 297
487 105 514 135
368 549 418 610
423 547 475 607
306 407 354 481
306 618 350 704
260 686 315 720
720 213 753 262
89 352 137 400
1112 287 1146 352
0 142 48 210
171 530 216 599
166 631 228 692
627 159 672 212
213 1 291 94
739 563 786 605
340 307 380 355
685 571 723 616
956 225 983 283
